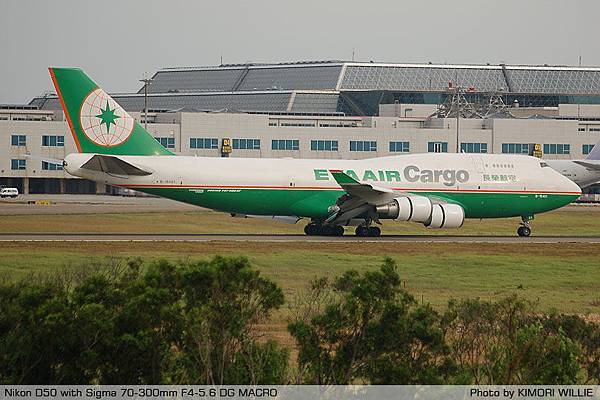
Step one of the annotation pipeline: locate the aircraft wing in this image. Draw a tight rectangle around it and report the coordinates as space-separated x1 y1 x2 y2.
326 170 407 224
80 154 152 176
573 160 600 171
329 169 398 203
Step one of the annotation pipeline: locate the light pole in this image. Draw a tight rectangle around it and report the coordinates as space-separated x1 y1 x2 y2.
456 100 460 153
139 77 153 130
454 86 463 153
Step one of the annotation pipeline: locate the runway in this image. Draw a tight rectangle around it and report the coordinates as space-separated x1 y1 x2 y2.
1 233 600 243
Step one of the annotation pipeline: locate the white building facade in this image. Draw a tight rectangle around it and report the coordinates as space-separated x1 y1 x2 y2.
2 105 599 194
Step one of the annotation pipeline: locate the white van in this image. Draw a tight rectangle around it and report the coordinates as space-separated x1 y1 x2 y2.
0 188 19 198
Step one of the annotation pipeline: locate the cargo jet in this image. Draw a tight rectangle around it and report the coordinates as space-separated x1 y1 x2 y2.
545 141 600 188
50 68 581 237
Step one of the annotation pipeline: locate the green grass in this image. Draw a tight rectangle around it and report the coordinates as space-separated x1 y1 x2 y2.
0 207 599 236
0 241 598 315
0 208 598 344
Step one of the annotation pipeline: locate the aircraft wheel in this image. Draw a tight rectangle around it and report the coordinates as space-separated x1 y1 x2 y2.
368 226 381 237
334 226 345 236
303 224 311 235
517 226 531 237
355 226 368 237
321 225 335 236
304 224 318 236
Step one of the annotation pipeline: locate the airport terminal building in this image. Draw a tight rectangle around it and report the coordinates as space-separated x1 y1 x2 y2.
2 60 600 195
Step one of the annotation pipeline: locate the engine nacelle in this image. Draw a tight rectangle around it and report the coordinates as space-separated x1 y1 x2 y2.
376 196 433 223
424 203 465 229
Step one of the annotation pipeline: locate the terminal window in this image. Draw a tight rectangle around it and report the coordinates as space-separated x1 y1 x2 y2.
582 144 595 155
501 143 534 154
350 140 377 152
233 138 260 150
42 135 64 147
11 134 26 146
389 141 410 152
190 138 218 149
272 139 299 151
155 137 175 149
543 143 570 155
428 141 448 153
310 140 338 151
11 159 26 170
460 142 488 153
42 161 63 171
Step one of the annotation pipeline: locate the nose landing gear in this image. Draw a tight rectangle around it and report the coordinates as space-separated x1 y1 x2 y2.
517 215 533 237
517 225 531 237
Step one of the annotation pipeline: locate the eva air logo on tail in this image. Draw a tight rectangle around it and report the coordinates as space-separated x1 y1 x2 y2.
80 88 134 147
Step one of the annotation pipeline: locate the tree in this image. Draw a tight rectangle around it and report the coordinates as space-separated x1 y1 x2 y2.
443 296 581 384
169 256 286 384
288 258 457 384
541 313 600 384
0 256 288 384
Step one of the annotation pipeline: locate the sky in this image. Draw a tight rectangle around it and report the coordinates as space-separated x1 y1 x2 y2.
1 0 599 103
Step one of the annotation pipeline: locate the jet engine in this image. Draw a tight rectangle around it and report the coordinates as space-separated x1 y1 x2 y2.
424 204 465 229
376 196 433 222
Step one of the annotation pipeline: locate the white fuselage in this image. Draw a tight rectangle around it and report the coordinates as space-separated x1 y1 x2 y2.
64 152 579 195
545 159 600 188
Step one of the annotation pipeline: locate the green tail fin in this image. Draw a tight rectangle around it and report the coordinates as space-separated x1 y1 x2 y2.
49 67 172 155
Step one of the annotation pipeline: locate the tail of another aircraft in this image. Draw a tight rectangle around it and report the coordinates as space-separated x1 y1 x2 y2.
585 135 600 160
49 68 172 156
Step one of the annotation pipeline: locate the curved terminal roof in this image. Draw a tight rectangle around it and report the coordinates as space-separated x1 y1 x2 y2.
143 61 600 95
31 60 600 116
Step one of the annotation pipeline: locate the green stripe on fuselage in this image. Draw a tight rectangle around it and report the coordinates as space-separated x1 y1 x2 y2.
133 187 578 219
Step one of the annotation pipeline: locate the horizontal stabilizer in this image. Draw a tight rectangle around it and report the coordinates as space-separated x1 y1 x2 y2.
585 144 600 160
80 154 152 176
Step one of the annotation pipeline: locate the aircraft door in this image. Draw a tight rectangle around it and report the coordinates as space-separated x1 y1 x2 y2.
469 155 487 209
465 155 485 190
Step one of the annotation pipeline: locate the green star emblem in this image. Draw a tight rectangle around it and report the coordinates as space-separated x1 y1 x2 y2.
95 101 120 133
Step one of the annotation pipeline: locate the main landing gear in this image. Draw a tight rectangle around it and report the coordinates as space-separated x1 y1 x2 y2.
304 222 381 237
304 219 382 238
304 222 345 236
355 218 381 237
517 215 533 237
355 225 381 237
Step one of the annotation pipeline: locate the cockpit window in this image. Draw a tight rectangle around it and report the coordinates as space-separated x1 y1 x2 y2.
540 162 548 168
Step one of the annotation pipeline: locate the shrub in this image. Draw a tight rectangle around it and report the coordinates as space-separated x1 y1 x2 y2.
0 256 288 384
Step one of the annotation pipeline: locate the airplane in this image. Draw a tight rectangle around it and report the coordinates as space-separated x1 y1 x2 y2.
545 141 600 188
49 68 581 237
